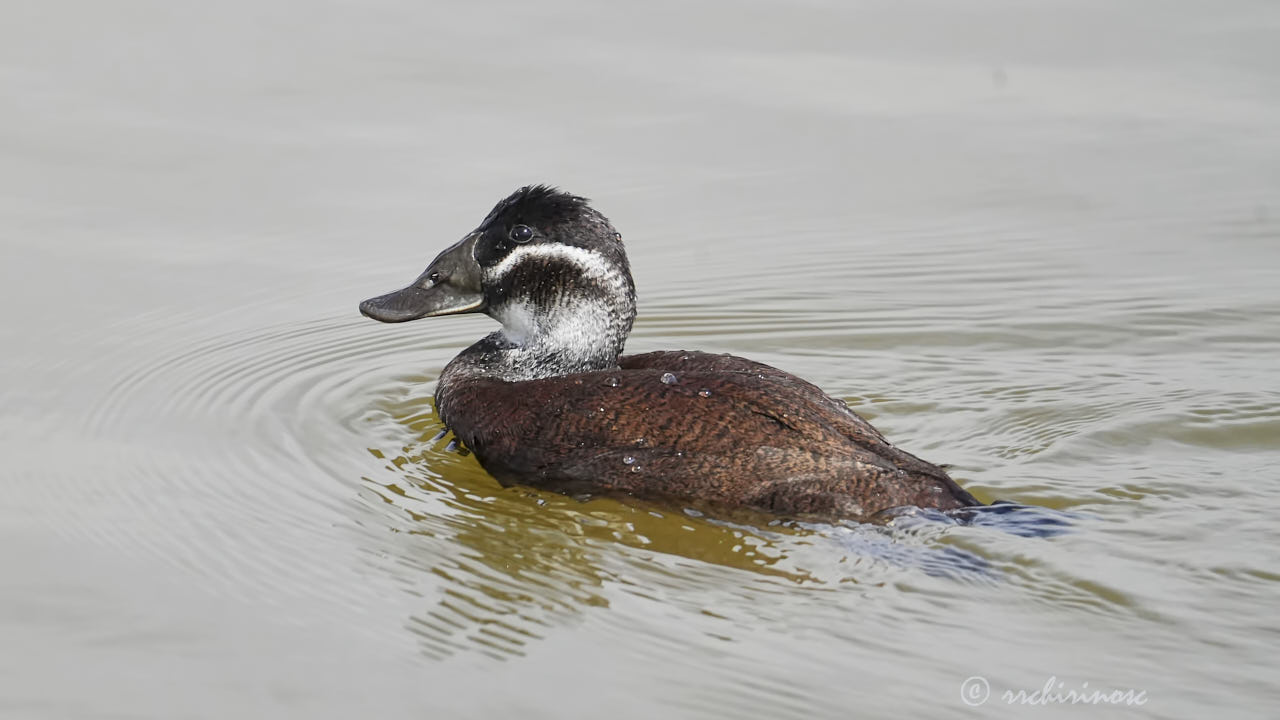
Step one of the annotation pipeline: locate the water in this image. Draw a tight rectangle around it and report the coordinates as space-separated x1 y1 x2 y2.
3 0 1279 717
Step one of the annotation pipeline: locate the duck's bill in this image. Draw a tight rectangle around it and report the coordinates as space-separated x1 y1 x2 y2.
359 233 486 323
359 283 484 323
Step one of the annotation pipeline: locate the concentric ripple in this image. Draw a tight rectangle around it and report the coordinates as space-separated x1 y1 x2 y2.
63 302 1007 664
69 310 483 611
58 228 1280 669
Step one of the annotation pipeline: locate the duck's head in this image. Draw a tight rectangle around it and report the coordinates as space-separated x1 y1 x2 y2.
360 185 636 375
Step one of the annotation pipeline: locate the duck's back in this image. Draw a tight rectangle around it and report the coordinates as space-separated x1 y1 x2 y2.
435 350 980 520
432 348 977 512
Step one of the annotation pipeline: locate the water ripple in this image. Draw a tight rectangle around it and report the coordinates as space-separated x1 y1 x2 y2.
69 312 485 612
55 250 1280 671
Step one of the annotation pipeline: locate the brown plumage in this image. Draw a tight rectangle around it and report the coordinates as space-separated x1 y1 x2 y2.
437 350 979 519
360 185 982 522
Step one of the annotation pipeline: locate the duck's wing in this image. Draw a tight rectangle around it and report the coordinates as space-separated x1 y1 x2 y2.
437 351 978 518
620 350 891 444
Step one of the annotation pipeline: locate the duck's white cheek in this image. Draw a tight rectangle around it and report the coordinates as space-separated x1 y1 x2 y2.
545 297 613 353
494 301 540 345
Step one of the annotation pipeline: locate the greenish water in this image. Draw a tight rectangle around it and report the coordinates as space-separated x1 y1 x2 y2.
3 1 1279 718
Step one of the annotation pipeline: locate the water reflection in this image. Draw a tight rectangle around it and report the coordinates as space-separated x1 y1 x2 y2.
360 447 804 659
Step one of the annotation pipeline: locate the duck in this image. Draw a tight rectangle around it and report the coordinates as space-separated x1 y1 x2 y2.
359 185 982 521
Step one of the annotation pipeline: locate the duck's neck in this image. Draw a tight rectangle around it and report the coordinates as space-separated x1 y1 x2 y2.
442 292 635 384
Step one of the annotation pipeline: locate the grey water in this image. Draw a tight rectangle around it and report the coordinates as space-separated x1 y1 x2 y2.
3 0 1279 718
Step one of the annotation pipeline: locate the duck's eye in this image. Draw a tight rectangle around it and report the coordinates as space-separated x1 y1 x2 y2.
428 271 441 283
509 225 534 244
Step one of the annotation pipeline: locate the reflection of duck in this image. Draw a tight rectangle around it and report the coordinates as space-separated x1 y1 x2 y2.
361 423 814 660
360 185 981 521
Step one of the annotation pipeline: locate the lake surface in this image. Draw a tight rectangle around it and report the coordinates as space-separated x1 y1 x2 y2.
3 0 1278 717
